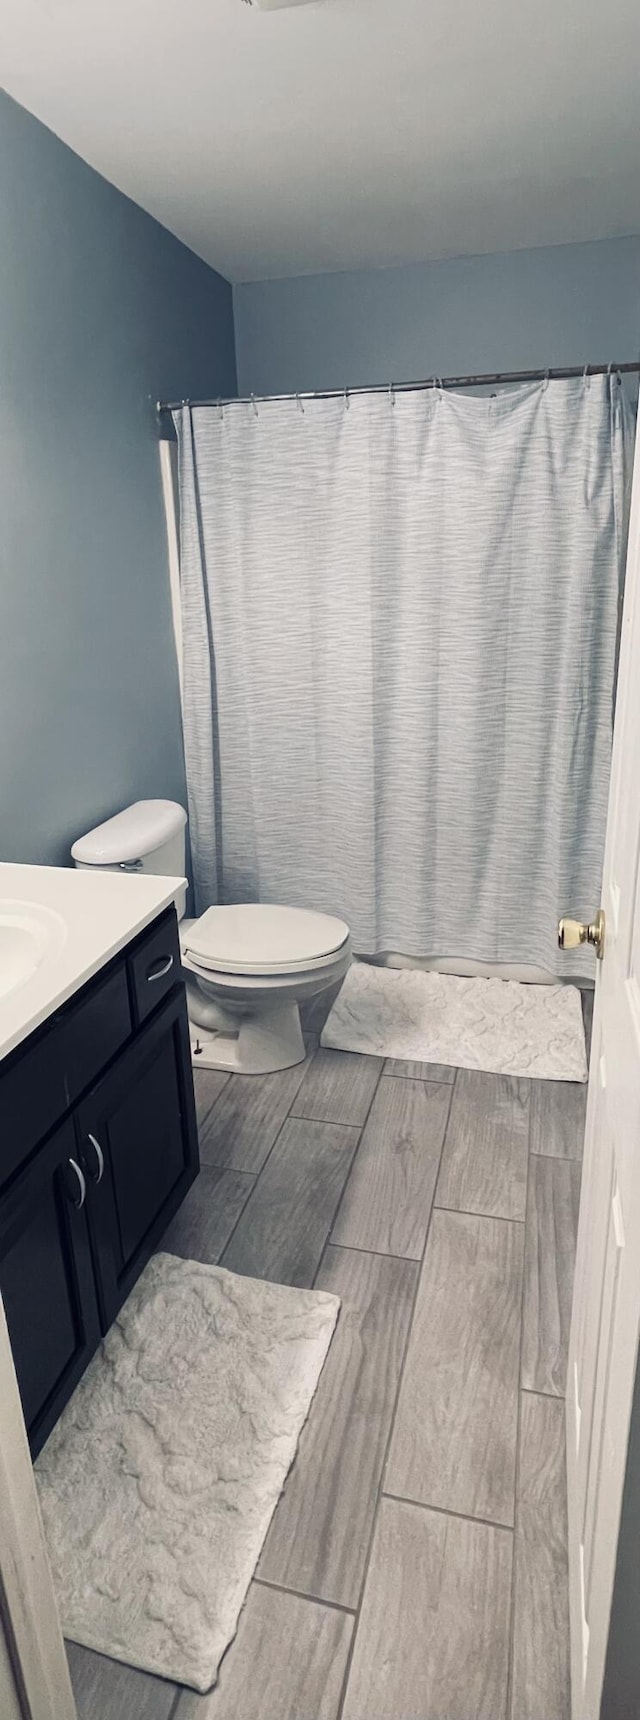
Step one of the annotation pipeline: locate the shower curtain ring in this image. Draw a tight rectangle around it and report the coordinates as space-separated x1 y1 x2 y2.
251 393 259 418
582 365 591 389
542 370 550 391
296 394 305 414
344 387 350 410
389 383 396 407
217 397 224 421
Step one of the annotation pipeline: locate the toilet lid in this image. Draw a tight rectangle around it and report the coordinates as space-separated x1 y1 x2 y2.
183 903 350 976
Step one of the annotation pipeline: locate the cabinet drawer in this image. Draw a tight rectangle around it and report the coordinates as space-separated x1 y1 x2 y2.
0 1023 67 1190
129 910 181 1025
61 961 132 1104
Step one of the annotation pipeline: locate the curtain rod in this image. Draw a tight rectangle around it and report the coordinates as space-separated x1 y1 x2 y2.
156 361 640 415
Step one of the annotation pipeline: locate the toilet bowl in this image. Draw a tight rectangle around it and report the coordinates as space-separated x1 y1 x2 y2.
71 801 351 1075
180 903 351 1074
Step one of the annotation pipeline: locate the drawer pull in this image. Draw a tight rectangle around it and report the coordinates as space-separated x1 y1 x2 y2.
146 954 174 983
67 1158 87 1210
86 1133 105 1184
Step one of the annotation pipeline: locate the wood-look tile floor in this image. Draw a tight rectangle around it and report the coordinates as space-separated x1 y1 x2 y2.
67 991 592 1720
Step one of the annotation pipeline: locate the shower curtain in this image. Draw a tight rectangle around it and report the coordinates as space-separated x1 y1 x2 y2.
173 376 632 976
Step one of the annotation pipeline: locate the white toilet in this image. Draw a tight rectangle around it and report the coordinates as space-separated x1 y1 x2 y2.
71 800 351 1075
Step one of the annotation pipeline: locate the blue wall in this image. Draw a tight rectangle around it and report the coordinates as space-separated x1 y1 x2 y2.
233 236 640 396
0 91 236 866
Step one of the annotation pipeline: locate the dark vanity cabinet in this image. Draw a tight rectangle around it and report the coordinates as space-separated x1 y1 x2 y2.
0 907 199 1457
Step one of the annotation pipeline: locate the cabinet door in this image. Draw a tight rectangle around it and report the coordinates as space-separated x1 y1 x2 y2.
77 993 199 1330
0 1119 101 1458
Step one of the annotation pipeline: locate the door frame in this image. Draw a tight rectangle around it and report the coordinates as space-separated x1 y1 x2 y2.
0 1294 76 1720
564 382 640 1716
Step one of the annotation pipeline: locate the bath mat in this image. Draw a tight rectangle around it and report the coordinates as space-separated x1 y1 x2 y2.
36 1253 339 1693
322 960 587 1081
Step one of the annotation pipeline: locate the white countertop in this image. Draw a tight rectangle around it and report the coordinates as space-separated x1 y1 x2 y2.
0 863 185 1063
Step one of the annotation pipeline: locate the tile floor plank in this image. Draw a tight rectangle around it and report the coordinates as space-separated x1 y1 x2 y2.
175 1584 352 1720
158 1165 255 1265
331 1077 451 1258
291 1046 382 1126
221 1118 359 1286
341 1497 512 1720
521 1155 581 1396
435 1070 530 1221
66 1643 176 1720
259 1245 418 1607
510 1392 571 1720
193 1068 232 1131
386 1209 523 1524
198 1059 311 1174
530 1080 587 1161
384 1057 456 1083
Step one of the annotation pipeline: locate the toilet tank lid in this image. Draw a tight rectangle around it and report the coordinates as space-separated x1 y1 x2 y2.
71 800 187 865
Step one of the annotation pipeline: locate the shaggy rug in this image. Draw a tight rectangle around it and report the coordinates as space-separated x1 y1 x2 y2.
36 1253 339 1692
322 960 587 1081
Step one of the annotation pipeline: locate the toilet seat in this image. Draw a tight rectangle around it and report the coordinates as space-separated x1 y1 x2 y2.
181 902 350 978
180 905 351 1074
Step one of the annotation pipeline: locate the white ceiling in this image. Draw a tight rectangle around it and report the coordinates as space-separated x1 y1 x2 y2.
2 0 640 282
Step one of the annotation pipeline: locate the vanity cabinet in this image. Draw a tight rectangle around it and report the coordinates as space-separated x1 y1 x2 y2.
0 907 199 1458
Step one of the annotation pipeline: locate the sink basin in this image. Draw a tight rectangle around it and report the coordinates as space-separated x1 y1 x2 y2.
0 901 67 1002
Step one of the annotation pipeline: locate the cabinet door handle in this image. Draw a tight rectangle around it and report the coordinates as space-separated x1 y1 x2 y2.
67 1158 87 1210
86 1133 105 1184
146 953 174 983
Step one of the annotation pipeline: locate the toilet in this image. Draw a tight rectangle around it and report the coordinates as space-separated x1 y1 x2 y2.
71 800 351 1074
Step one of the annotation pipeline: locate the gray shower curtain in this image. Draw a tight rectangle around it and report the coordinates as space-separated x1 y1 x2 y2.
174 376 632 975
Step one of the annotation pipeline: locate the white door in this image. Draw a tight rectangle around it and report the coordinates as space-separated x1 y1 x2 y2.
566 419 640 1718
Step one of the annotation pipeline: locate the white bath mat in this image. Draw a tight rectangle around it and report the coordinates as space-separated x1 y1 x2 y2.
36 1253 339 1693
322 960 588 1081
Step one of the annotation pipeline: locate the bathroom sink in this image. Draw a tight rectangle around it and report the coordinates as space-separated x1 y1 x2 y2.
0 901 67 1002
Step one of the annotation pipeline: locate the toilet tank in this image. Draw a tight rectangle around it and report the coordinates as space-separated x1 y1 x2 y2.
71 800 188 918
